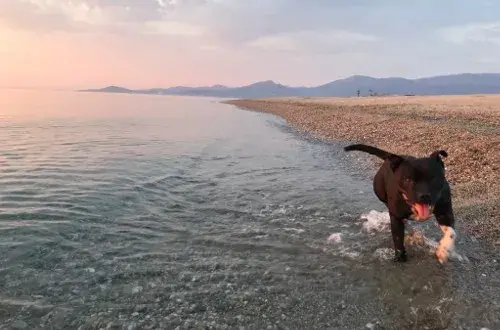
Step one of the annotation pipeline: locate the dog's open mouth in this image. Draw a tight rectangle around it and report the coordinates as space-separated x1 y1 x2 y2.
411 203 433 221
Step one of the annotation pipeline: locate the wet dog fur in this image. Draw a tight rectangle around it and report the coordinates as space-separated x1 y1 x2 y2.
344 143 456 263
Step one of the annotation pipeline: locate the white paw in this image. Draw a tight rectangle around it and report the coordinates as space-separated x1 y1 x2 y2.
436 244 450 264
436 226 456 264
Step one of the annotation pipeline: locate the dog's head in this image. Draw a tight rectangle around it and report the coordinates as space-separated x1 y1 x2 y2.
388 150 448 221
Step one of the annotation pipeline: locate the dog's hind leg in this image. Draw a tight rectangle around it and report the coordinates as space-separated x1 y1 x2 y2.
373 168 388 204
390 214 407 262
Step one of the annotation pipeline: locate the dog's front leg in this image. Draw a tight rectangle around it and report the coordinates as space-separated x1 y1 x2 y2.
436 225 456 264
434 201 456 264
390 214 407 262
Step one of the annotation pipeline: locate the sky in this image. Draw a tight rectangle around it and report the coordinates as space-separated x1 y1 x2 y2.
1 0 500 89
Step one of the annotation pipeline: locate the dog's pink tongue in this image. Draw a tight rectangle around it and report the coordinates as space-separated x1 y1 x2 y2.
415 203 430 219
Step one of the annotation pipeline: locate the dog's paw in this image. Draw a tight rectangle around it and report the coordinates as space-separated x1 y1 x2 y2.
393 249 408 262
435 244 450 264
436 227 456 264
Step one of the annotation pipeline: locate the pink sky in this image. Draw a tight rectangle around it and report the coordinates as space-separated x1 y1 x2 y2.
1 1 498 89
1 27 260 90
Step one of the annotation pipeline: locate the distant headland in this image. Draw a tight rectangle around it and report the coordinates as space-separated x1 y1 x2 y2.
81 73 500 98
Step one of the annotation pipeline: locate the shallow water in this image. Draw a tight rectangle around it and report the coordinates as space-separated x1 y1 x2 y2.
0 90 498 329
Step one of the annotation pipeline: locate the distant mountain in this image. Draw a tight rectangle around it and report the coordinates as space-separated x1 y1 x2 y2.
80 73 500 98
84 86 132 93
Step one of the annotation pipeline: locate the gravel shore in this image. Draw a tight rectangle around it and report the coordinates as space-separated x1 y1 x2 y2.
225 95 500 244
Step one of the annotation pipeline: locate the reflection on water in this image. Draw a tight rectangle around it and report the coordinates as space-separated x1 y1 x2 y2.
0 90 498 329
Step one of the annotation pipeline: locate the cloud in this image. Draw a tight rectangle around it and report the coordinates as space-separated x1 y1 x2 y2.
246 29 379 54
143 21 204 36
0 0 204 36
0 1 109 32
0 0 384 56
439 21 500 45
191 1 372 44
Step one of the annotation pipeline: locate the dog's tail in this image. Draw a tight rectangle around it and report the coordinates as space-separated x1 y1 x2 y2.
343 144 394 160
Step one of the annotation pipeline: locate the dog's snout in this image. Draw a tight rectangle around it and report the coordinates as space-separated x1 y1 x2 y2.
418 193 432 204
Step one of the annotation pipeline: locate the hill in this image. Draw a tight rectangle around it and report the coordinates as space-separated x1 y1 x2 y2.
81 73 500 98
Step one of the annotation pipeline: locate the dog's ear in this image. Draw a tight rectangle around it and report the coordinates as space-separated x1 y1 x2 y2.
430 150 448 159
430 150 447 168
387 154 404 172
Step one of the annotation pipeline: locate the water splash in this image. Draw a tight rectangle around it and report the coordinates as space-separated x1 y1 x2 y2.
327 232 342 244
360 210 391 233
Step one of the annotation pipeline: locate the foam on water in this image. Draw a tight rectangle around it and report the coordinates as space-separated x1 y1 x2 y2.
327 232 342 244
337 246 361 259
372 248 394 261
283 227 305 234
360 210 391 233
359 210 469 262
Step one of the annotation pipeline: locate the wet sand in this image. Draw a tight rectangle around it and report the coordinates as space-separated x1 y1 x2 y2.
225 95 500 244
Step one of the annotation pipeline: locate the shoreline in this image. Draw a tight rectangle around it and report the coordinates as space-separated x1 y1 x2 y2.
224 95 500 244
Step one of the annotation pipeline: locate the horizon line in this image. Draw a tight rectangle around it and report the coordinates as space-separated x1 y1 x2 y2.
2 71 499 91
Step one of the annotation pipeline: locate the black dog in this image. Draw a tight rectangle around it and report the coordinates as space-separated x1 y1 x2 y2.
344 143 456 263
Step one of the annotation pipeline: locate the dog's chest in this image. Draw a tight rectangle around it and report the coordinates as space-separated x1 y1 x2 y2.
389 197 413 218
407 213 433 222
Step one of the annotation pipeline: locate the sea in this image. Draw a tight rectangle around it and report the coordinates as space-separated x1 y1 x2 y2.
0 89 498 329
